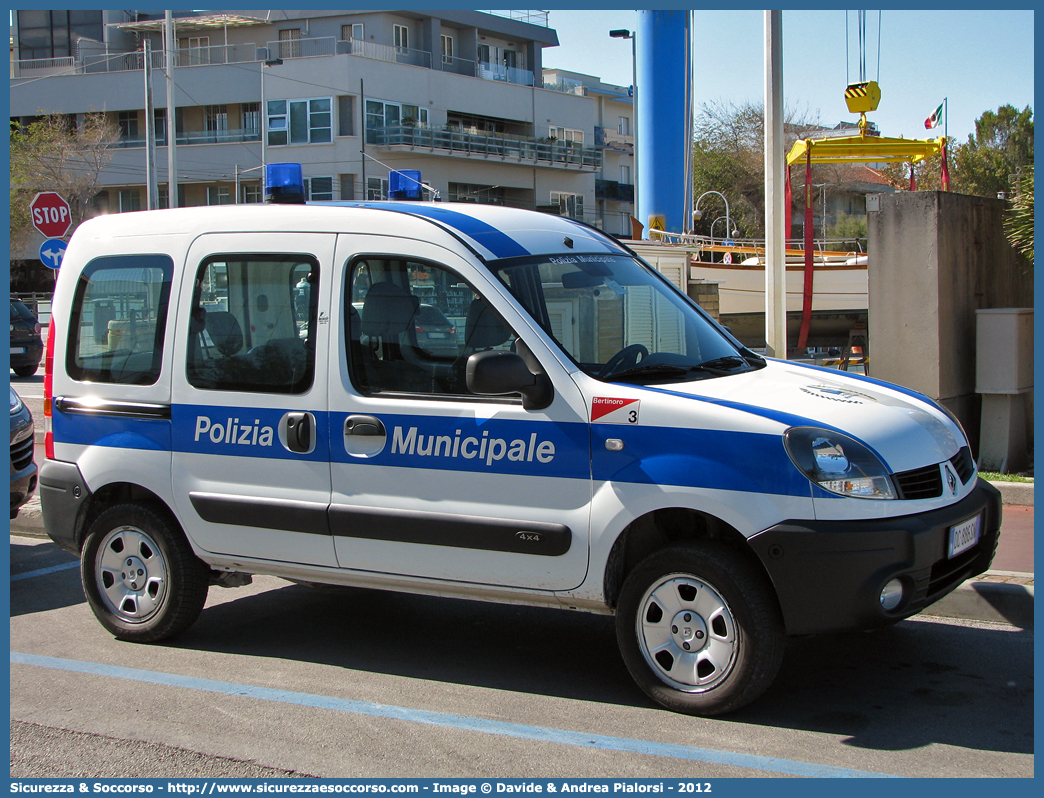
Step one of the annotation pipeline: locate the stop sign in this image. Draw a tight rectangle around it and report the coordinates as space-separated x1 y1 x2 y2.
30 192 72 238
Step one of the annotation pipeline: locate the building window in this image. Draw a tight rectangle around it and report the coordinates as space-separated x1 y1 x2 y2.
341 23 363 41
551 191 584 220
365 99 428 144
17 10 102 60
306 177 334 201
118 190 141 213
393 24 409 52
620 165 631 185
117 111 139 139
339 175 356 201
267 97 333 146
619 116 631 136
278 28 301 59
207 186 232 205
181 35 210 65
441 34 454 63
154 108 167 145
337 96 354 137
242 103 260 137
205 105 228 134
550 126 584 145
241 183 262 204
366 177 388 201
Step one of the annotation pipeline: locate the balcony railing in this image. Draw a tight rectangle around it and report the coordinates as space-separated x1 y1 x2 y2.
478 61 534 87
439 54 478 78
9 56 75 78
266 36 336 60
175 44 259 67
13 45 260 77
343 38 433 69
369 125 602 169
115 127 261 148
481 10 550 27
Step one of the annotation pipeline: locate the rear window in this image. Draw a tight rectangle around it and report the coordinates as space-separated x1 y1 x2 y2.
416 305 449 325
67 255 174 385
10 301 36 322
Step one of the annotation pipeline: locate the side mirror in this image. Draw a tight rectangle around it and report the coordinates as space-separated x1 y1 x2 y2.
466 350 554 411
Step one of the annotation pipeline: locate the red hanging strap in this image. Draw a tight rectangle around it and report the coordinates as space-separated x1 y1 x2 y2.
797 148 814 351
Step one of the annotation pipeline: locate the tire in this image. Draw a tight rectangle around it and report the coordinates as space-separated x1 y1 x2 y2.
616 542 784 716
80 502 210 643
13 364 38 377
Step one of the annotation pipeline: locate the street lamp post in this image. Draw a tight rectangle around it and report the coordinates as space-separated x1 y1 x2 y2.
693 190 733 240
259 56 284 198
609 29 637 231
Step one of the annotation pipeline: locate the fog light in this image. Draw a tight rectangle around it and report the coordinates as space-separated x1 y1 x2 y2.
880 578 904 611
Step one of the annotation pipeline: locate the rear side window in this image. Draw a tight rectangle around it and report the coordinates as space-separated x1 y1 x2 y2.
67 255 174 384
187 254 318 394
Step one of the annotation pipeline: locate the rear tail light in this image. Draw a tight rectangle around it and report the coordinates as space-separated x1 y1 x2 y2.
44 319 55 460
415 325 425 333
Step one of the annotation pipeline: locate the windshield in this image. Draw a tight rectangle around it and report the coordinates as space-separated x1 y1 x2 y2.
487 253 762 383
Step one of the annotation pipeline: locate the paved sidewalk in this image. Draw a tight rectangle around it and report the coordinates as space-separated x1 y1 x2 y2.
10 476 1033 629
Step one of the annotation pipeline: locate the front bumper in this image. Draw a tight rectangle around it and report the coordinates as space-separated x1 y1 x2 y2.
748 479 1002 636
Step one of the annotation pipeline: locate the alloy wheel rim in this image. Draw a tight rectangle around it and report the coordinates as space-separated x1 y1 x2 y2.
635 574 738 692
95 525 169 623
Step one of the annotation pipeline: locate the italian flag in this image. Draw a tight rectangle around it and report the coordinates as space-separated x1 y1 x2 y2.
925 102 944 130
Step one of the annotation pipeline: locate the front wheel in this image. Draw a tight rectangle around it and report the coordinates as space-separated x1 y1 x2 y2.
81 502 209 643
616 542 784 715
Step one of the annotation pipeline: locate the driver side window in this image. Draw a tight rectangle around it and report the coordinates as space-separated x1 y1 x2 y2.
345 257 517 398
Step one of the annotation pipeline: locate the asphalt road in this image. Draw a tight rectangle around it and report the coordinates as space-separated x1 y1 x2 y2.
9 534 1034 780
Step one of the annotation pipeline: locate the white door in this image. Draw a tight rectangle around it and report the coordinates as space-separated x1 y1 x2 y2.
328 235 592 591
170 233 336 566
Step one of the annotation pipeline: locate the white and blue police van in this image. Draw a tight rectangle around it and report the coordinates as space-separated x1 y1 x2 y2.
40 164 1000 715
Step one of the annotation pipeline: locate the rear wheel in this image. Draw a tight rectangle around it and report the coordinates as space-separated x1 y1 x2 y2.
616 542 784 715
13 365 37 377
81 502 209 642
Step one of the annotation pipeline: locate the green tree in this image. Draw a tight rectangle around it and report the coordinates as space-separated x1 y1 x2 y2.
9 113 118 256
691 100 823 239
952 104 1033 198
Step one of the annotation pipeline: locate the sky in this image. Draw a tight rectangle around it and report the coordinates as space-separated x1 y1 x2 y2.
539 8 1035 145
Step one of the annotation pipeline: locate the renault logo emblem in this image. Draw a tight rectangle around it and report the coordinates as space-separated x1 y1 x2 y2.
944 464 958 495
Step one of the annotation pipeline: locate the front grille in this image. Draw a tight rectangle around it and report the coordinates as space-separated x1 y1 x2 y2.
950 446 975 484
894 464 942 500
11 435 34 472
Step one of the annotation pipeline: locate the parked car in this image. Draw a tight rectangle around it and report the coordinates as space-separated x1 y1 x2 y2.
10 387 37 518
10 298 44 377
414 304 458 357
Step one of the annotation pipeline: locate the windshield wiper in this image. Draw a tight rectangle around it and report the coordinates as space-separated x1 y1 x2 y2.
695 356 748 372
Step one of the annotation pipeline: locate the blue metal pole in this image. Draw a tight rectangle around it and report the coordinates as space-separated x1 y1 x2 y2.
635 10 691 235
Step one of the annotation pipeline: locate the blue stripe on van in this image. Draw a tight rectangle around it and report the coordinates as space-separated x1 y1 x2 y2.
58 403 811 498
323 202 531 259
592 423 810 497
52 409 171 452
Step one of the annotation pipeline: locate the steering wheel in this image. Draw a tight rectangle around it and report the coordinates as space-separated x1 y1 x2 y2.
598 344 649 378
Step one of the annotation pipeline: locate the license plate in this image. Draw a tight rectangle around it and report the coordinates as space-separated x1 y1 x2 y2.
10 347 25 355
948 514 982 558
426 332 447 338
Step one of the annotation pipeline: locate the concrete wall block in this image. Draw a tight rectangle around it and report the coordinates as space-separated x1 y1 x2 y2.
868 191 1034 457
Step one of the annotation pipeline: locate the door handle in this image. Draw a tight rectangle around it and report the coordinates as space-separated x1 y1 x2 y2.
345 415 385 437
344 415 386 458
284 411 313 453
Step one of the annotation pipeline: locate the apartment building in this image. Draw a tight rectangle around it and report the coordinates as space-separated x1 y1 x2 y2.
10 9 636 266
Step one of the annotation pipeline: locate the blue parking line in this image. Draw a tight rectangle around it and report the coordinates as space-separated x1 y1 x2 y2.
11 651 899 778
10 561 79 581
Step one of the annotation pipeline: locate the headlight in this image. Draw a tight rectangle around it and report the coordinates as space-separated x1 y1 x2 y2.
784 426 896 500
10 387 24 415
